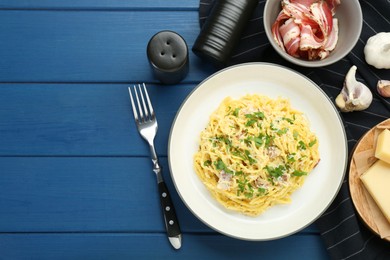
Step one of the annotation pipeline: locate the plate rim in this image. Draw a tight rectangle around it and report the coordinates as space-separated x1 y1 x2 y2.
168 62 348 240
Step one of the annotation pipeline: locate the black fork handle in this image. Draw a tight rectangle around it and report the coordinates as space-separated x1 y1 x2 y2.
158 180 182 238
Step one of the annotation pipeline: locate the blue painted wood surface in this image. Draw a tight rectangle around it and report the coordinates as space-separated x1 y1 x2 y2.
1 234 328 259
0 1 330 259
0 10 215 83
0 0 200 9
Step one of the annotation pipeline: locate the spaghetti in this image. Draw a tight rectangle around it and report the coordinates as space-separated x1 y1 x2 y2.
194 94 320 216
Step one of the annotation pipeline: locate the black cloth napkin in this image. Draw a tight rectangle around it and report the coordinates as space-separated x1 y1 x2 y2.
198 0 390 259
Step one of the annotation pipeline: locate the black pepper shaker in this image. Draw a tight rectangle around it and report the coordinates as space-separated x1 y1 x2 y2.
192 0 259 66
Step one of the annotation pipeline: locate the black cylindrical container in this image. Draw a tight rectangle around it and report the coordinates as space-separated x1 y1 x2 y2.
192 0 258 66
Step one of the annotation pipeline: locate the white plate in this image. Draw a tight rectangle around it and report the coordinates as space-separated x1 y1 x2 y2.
168 63 347 240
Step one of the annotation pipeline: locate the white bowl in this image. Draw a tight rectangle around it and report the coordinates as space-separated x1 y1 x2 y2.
263 0 363 67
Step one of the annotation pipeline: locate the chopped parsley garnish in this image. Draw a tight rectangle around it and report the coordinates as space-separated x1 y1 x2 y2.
292 170 308 176
271 122 288 135
214 159 225 171
264 134 274 148
293 130 299 140
245 111 265 127
276 128 288 135
231 149 246 160
214 159 233 174
231 148 257 165
245 133 267 147
210 136 232 151
282 117 294 124
203 160 212 167
233 167 270 197
309 139 317 147
234 171 244 176
233 108 240 117
237 179 246 195
298 140 307 150
245 120 257 127
245 150 257 165
252 136 264 147
287 153 296 163
245 183 254 198
257 187 266 195
217 136 232 146
246 111 265 120
264 165 286 178
244 192 253 198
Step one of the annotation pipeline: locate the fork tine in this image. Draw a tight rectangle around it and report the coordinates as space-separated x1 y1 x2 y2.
133 85 144 122
138 83 150 120
128 87 139 123
142 83 155 120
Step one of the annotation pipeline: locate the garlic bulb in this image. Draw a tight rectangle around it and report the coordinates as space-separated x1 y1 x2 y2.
335 66 373 112
364 32 390 69
377 80 390 98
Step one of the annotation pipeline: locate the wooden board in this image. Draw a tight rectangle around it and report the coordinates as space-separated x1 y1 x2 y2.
349 118 390 242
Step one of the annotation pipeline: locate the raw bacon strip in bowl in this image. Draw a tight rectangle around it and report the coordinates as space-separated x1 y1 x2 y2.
310 0 334 37
263 0 362 67
279 18 301 57
272 11 290 52
276 0 336 61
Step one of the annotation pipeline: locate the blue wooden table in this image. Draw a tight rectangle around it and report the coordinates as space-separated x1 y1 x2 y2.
0 1 340 258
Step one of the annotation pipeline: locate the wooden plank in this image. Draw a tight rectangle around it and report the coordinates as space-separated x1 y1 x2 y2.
0 157 319 234
0 0 199 10
0 10 215 83
0 83 193 156
0 233 329 259
0 157 203 232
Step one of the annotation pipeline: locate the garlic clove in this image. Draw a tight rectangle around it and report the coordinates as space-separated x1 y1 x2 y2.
335 94 347 111
377 80 390 98
335 65 373 112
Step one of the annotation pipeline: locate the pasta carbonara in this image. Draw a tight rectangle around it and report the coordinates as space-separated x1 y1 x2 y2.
194 94 320 216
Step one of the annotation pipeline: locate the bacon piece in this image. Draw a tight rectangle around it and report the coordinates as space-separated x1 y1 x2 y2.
282 0 318 28
271 0 340 61
307 49 318 60
279 18 300 44
279 18 301 57
255 177 269 189
300 24 324 50
324 18 338 51
217 170 232 191
272 11 290 52
267 146 281 158
289 0 317 6
310 1 333 37
286 37 301 57
282 0 311 15
326 0 341 15
319 50 330 60
306 48 329 60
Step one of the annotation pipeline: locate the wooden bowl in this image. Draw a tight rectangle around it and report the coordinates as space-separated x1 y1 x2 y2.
349 118 390 242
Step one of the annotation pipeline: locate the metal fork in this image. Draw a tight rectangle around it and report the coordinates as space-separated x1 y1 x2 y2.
128 83 182 250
